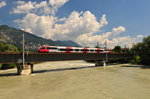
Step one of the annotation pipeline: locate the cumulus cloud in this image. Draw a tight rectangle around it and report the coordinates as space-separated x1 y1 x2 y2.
76 28 144 48
15 11 108 41
0 1 6 8
14 13 57 38
49 0 69 15
136 34 143 38
112 26 126 36
13 0 143 48
100 14 108 27
76 26 127 48
11 1 35 14
14 1 26 5
53 11 108 40
11 0 69 15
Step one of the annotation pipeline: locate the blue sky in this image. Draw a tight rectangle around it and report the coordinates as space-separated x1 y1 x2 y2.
58 0 150 36
0 0 149 48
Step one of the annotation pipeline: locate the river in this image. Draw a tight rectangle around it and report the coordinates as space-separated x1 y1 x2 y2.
0 60 150 99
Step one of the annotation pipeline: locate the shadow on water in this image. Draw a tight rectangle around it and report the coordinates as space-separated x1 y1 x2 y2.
0 72 18 77
0 66 96 77
121 65 150 69
2 64 149 77
33 66 96 74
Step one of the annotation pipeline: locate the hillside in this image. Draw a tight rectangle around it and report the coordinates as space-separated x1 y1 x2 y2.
0 25 80 51
55 40 81 47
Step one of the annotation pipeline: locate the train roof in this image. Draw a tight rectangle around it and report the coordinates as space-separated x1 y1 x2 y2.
39 45 104 49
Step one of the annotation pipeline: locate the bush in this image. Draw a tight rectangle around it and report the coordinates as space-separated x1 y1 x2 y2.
130 55 141 64
131 35 150 65
1 64 17 70
113 46 121 53
0 42 19 52
0 64 2 68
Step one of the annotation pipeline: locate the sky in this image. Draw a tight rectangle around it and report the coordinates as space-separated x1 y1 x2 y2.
0 0 150 48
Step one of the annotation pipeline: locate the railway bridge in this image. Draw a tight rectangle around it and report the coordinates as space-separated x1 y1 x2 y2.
0 52 132 75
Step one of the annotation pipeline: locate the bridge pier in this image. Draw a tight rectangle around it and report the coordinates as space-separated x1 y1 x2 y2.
95 60 106 67
17 63 33 75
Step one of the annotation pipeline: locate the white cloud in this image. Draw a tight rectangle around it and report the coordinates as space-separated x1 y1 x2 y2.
15 11 108 41
76 26 143 48
136 34 143 38
14 1 26 5
107 36 135 48
100 14 108 27
12 1 35 14
14 13 57 38
76 26 127 48
11 0 69 15
53 11 107 40
13 0 143 49
49 0 69 15
112 26 126 36
0 1 6 8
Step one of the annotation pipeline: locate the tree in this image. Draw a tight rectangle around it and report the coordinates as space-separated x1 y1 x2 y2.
130 55 141 64
131 35 150 65
0 42 19 52
0 42 19 69
113 46 122 53
95 42 100 48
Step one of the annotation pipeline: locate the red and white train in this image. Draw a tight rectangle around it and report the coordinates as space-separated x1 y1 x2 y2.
38 45 111 53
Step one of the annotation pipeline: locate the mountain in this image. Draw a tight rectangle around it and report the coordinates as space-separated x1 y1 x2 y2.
55 40 81 47
0 25 80 50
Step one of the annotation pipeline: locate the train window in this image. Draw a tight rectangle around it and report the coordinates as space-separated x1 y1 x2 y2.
96 50 104 51
68 49 73 51
40 47 46 49
81 49 89 51
59 49 73 51
60 49 67 51
75 49 80 51
90 50 94 51
47 47 57 49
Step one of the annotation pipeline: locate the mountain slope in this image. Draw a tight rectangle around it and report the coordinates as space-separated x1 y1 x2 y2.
55 40 81 47
0 25 80 50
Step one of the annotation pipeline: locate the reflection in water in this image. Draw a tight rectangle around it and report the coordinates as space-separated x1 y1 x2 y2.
0 61 150 99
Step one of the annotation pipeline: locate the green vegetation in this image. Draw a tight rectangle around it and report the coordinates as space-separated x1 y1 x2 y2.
131 35 150 65
111 36 150 65
113 46 122 53
1 64 17 70
0 64 2 68
0 42 19 52
0 25 81 51
0 42 19 69
130 55 141 64
112 45 130 54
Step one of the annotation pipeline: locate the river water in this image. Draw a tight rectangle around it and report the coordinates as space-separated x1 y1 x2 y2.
0 60 150 99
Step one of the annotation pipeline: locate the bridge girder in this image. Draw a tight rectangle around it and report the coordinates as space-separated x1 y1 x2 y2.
0 53 133 64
